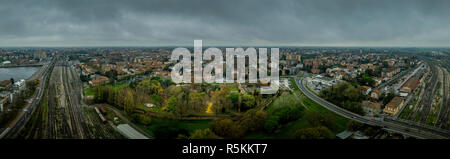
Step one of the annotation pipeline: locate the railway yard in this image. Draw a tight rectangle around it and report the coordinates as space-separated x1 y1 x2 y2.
400 57 450 130
12 58 122 139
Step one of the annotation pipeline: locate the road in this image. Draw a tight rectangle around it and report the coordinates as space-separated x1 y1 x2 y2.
1 58 55 139
294 75 449 139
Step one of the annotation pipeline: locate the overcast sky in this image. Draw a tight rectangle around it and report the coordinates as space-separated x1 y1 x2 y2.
1 0 450 47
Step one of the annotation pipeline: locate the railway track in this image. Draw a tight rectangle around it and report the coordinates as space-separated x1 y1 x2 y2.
436 67 449 128
13 58 122 139
408 62 439 123
419 62 439 123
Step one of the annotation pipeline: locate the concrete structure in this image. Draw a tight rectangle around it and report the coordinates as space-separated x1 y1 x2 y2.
0 96 7 112
2 61 11 65
0 91 13 103
0 91 10 112
14 79 26 91
336 130 353 139
279 78 291 90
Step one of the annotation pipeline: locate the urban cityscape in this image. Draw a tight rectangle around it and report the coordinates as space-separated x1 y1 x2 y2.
0 47 448 139
0 0 449 141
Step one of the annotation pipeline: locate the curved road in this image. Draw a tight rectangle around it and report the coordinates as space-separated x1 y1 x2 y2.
294 75 449 139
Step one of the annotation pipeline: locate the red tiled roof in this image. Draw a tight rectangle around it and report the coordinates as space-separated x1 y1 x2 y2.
0 80 11 87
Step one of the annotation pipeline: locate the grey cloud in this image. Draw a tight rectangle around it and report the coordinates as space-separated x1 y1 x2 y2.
0 0 450 46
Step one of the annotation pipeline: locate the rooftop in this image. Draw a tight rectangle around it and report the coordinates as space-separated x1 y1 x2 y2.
362 101 381 109
386 97 404 108
116 124 149 139
336 131 353 139
400 77 420 93
0 80 11 87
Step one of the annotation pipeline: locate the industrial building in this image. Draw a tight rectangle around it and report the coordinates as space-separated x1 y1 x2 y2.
116 124 149 139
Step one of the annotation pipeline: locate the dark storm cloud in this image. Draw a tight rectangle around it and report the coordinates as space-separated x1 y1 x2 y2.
0 0 450 46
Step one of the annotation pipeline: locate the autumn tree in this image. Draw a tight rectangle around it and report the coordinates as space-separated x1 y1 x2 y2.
241 94 256 111
188 92 205 112
212 119 245 138
123 88 135 114
189 128 222 139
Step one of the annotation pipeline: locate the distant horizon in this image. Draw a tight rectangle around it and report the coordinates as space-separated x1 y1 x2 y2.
1 44 450 49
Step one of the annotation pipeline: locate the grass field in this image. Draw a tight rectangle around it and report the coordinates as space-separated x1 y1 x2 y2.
136 118 214 137
246 77 349 139
83 88 95 96
83 83 129 96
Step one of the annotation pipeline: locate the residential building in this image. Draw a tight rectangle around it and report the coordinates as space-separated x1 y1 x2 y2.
370 89 382 100
0 80 12 90
362 101 381 116
383 97 405 116
361 86 372 95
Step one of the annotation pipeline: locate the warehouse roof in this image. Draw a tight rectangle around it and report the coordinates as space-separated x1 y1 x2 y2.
116 124 149 139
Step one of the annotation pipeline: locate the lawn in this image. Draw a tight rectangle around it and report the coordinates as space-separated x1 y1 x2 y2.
112 83 129 90
246 77 349 139
83 88 95 96
135 118 214 137
84 83 129 96
136 103 165 113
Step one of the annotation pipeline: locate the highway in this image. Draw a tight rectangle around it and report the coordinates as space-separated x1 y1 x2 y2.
294 75 449 139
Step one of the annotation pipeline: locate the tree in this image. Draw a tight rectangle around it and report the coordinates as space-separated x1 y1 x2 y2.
320 82 364 115
123 88 135 113
150 80 164 95
383 92 395 105
137 114 152 125
228 92 240 111
188 92 205 112
306 111 337 131
294 126 335 139
212 119 245 138
153 121 188 139
166 96 178 113
150 94 163 106
239 110 268 132
263 115 280 132
189 128 222 139
105 70 118 79
358 74 375 87
241 94 256 110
